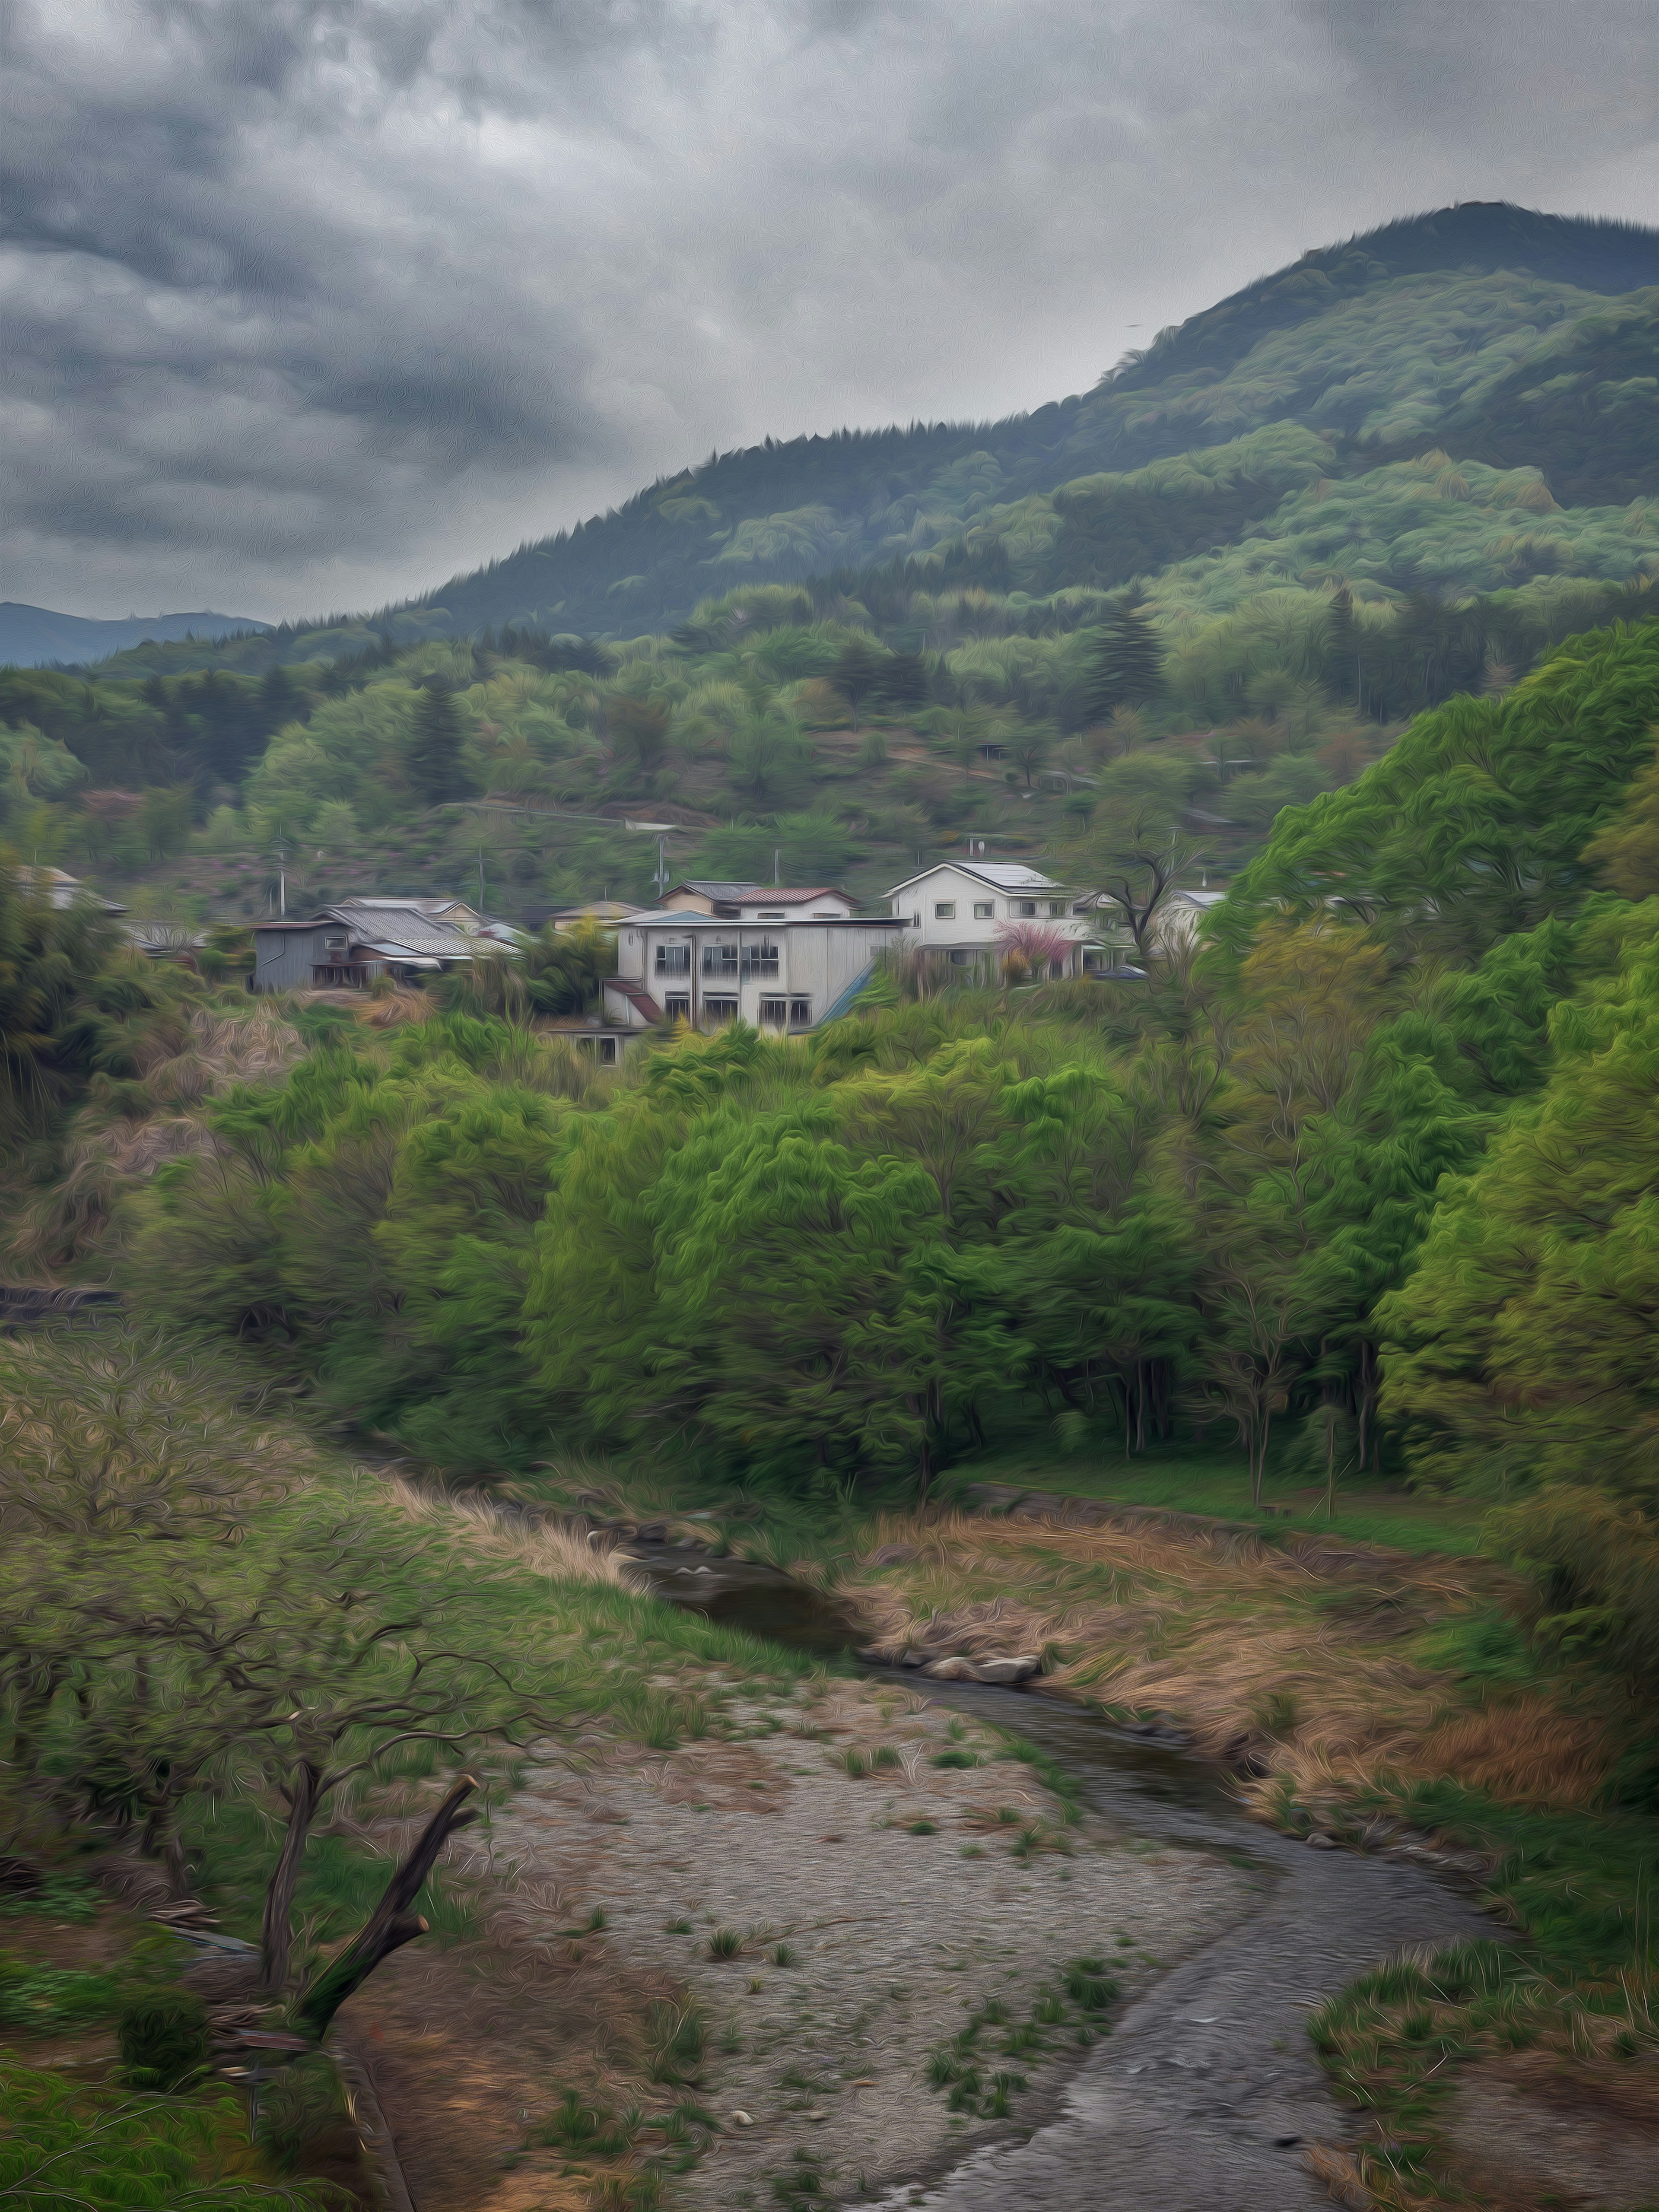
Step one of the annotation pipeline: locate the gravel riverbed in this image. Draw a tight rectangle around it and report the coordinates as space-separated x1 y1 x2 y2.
483 1678 1253 2207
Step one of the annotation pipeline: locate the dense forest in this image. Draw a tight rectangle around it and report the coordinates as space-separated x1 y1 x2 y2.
5 613 1657 1686
2 546 1654 926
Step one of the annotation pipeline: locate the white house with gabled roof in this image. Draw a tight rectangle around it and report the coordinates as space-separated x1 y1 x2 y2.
604 894 902 1036
885 860 1131 977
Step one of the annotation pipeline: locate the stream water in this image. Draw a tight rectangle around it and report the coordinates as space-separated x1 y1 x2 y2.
629 1549 1495 2211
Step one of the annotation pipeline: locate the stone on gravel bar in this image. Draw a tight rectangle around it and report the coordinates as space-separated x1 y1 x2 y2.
969 1656 1041 1684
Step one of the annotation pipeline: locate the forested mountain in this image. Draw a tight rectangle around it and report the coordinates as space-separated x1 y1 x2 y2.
4 200 1656 930
70 201 1659 681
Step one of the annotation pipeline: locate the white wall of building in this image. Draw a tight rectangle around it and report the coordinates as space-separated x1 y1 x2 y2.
611 914 903 1030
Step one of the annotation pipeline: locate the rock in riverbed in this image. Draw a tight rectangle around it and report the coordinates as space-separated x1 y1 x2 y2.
921 1653 1042 1684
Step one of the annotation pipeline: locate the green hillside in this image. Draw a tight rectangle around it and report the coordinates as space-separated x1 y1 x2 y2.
3 203 1656 925
68 202 1659 679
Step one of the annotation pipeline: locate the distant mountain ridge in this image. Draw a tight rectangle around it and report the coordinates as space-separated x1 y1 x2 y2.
0 603 270 668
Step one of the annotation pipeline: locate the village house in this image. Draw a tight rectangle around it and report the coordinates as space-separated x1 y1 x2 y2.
885 859 1133 977
251 896 512 992
1148 887 1229 949
604 890 902 1036
659 880 859 919
12 864 125 914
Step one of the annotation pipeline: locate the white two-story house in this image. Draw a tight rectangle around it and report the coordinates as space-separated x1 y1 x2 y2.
603 888 903 1036
885 860 1132 977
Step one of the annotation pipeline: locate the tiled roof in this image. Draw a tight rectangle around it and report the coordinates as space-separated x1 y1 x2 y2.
607 978 665 1022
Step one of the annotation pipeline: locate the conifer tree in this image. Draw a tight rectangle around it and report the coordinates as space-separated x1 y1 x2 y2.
1325 583 1361 708
832 638 888 729
404 680 470 805
1084 606 1164 723
258 664 300 734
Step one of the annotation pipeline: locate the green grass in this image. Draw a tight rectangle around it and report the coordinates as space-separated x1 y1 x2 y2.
1304 1773 1659 2197
936 1442 1489 1557
0 2062 341 2212
516 1431 1487 1568
0 1952 123 2031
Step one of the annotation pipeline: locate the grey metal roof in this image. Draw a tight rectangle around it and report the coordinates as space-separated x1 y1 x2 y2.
667 880 762 901
884 860 1060 897
620 910 901 929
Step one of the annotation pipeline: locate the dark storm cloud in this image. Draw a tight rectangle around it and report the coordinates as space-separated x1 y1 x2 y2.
2 0 1653 619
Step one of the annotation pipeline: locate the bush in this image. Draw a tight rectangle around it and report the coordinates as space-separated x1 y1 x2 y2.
253 2050 350 2174
118 1991 210 2091
0 2061 336 2212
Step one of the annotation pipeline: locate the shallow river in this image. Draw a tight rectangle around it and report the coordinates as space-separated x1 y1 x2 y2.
630 1551 1494 2212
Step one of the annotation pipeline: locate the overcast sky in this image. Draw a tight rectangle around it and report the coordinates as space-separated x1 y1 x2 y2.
3 0 1655 623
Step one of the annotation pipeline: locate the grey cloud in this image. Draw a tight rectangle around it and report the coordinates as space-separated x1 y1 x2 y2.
1 0 1653 620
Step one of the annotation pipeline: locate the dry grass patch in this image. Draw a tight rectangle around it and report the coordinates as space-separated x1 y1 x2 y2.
378 1474 636 1590
834 1507 1619 1821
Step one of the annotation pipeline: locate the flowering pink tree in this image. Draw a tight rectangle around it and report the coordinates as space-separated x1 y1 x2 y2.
995 919 1073 982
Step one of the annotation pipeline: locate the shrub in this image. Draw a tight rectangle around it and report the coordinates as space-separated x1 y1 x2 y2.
253 2050 350 2174
118 1992 210 2092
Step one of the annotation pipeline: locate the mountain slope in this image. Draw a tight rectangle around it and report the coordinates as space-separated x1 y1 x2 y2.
376 212 1659 648
63 202 1659 680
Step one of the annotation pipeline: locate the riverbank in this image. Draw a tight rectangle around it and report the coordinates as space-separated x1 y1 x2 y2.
378 1676 1249 2210
512 1464 1659 2209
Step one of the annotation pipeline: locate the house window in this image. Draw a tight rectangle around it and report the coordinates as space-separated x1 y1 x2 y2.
973 901 993 919
789 998 811 1026
702 942 738 977
759 996 788 1026
934 901 956 919
702 996 738 1023
1049 901 1066 917
664 994 690 1018
655 943 690 974
757 909 785 919
740 938 779 977
1016 900 1036 918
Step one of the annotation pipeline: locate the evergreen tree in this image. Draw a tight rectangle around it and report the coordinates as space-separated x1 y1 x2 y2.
876 651 931 715
1324 584 1361 708
831 638 889 729
404 680 470 806
1084 606 1164 724
258 665 300 734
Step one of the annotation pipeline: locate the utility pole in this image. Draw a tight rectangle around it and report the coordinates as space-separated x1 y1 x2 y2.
275 830 286 918
477 847 486 913
774 847 780 885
